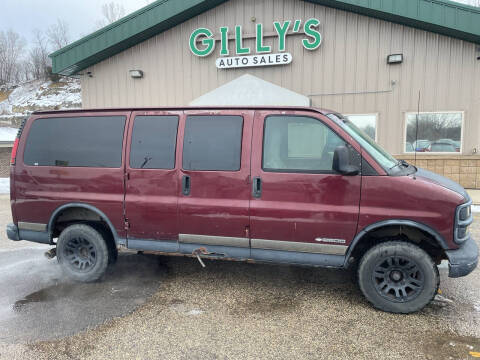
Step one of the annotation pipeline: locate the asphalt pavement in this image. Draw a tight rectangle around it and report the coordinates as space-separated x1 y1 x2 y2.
0 194 479 360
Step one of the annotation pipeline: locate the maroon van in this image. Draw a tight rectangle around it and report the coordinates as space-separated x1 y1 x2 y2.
6 107 478 313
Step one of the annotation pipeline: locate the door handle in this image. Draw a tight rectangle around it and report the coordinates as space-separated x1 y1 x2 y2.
252 177 262 198
182 175 191 196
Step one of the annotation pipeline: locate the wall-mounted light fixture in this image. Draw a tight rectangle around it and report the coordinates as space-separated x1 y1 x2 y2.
129 70 144 78
387 54 403 64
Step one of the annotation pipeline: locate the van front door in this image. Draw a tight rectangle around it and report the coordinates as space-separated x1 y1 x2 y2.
249 110 362 266
125 110 181 252
177 110 253 259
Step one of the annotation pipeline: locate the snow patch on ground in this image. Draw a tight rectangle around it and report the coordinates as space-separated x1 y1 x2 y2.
0 79 81 116
0 128 17 142
0 178 9 194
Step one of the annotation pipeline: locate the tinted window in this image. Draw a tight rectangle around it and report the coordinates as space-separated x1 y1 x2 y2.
24 116 126 167
183 116 243 171
130 116 179 169
263 115 346 172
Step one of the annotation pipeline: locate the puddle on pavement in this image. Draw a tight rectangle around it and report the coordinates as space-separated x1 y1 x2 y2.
1 253 170 343
13 283 79 312
423 331 480 359
11 253 170 315
13 289 51 311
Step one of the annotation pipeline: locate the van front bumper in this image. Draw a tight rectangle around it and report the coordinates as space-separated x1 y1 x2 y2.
6 223 50 244
445 236 478 278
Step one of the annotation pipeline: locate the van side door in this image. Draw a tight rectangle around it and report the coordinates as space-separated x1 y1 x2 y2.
125 110 181 251
177 110 253 259
249 110 362 266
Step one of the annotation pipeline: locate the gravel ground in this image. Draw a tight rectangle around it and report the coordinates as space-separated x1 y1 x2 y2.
0 194 479 360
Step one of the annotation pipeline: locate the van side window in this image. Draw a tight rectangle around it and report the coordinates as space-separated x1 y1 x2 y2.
263 115 346 173
130 116 179 169
24 116 126 168
183 115 243 171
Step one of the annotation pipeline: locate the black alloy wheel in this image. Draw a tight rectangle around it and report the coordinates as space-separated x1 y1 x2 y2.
62 236 98 272
57 224 109 282
372 255 425 302
358 241 439 313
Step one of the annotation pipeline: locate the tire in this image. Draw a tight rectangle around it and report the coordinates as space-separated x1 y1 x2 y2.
91 223 118 265
57 224 109 282
358 241 439 314
107 242 118 265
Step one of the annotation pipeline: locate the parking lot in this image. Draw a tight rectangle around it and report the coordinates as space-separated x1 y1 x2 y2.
0 193 479 360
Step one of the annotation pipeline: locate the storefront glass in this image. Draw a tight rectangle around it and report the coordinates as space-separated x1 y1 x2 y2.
405 112 463 153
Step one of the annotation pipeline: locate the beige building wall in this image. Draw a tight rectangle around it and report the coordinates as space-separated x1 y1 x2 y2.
80 0 480 186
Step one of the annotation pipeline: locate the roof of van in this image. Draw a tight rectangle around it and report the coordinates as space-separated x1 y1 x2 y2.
31 106 334 116
50 0 480 76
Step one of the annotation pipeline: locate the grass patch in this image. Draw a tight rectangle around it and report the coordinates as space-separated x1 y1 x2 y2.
48 81 68 89
0 90 12 102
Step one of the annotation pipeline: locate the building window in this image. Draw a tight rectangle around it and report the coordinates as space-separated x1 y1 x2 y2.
345 114 377 141
183 115 243 171
262 115 346 173
405 112 463 153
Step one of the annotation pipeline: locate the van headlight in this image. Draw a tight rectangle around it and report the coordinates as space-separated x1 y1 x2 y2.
459 205 471 220
455 200 473 244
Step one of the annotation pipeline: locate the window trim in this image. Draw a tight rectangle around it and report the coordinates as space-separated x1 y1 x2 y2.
343 113 379 142
23 115 127 169
261 114 349 175
129 115 179 170
403 111 464 155
182 115 244 172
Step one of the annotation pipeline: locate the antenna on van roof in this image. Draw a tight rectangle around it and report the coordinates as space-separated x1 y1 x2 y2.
414 90 421 166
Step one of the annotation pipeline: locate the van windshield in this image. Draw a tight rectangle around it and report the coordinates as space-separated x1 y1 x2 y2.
326 113 397 170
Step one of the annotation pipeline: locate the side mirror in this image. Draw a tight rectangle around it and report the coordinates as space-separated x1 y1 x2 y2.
333 145 360 176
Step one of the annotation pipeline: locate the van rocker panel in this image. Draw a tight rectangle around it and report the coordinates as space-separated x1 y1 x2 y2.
125 238 346 268
251 248 345 267
127 238 179 253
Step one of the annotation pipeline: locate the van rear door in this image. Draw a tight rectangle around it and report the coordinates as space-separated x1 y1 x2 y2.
124 110 181 251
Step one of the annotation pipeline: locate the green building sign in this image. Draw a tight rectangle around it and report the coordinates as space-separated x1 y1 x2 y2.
189 19 322 69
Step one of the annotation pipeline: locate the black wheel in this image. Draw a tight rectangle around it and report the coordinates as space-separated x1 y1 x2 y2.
108 242 118 265
57 224 109 282
358 241 439 314
92 223 118 265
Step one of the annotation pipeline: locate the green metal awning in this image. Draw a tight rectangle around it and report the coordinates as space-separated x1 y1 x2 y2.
308 0 480 43
50 0 480 76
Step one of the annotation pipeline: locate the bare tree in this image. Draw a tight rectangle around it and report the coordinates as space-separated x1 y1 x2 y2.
96 2 126 28
0 30 26 85
19 60 32 82
46 19 70 51
29 30 50 80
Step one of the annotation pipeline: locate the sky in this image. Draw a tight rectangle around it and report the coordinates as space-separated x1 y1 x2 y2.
0 0 478 48
0 0 153 45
